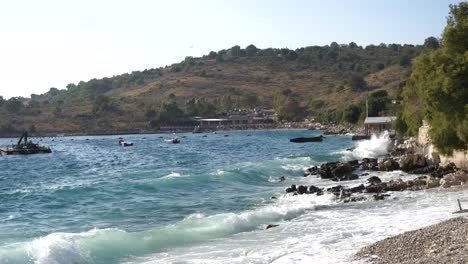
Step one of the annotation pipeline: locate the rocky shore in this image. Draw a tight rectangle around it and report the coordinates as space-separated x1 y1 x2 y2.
354 217 468 264
281 136 468 262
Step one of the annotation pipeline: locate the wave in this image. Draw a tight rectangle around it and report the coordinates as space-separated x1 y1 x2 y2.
0 194 335 264
341 131 392 160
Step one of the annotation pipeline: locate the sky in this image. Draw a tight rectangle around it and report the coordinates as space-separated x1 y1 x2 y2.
0 0 462 99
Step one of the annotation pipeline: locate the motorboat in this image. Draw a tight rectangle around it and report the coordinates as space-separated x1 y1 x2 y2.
289 135 324 143
118 139 134 147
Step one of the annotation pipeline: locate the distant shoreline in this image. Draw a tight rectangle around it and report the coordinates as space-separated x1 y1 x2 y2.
0 126 315 139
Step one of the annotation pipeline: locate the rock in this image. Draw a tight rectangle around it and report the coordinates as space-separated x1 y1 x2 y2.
308 185 322 194
426 177 441 188
285 184 297 193
343 196 367 203
373 194 390 200
278 176 286 182
385 179 408 192
399 154 427 172
361 172 369 176
266 224 279 229
366 183 385 193
347 160 359 167
378 158 400 171
297 185 308 194
349 184 365 193
440 171 468 188
331 163 354 177
367 176 382 184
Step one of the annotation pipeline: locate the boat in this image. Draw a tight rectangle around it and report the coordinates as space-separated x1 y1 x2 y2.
0 131 52 155
289 135 324 143
164 138 180 144
351 135 371 141
118 139 134 147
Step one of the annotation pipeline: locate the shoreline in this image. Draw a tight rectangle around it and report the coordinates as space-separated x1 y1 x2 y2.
354 217 468 264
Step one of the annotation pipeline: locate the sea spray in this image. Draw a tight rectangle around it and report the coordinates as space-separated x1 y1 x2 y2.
342 131 392 160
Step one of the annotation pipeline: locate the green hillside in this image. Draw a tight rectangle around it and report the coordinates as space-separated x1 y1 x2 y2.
0 42 427 135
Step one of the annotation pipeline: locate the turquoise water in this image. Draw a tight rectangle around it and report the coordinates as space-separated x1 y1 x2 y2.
0 130 350 263
1 130 466 264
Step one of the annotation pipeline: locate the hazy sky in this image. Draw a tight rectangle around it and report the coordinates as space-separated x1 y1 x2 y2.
0 0 461 99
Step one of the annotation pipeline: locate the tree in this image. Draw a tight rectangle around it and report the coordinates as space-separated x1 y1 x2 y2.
273 89 304 121
368 90 388 116
349 42 358 49
245 44 258 56
230 45 241 57
92 95 115 114
342 104 362 123
400 2 468 154
158 102 185 125
349 75 367 91
286 50 298 60
6 97 22 113
423 36 440 50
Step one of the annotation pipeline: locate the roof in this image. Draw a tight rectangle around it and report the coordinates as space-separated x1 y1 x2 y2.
364 116 397 124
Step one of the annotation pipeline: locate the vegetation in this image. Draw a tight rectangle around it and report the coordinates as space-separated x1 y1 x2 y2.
0 39 423 134
398 2 468 154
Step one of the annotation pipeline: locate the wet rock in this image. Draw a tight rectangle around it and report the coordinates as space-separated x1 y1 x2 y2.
366 183 385 193
367 176 382 184
385 179 408 192
349 184 365 193
373 194 390 201
285 185 297 193
378 158 400 171
347 160 359 168
399 154 427 172
266 224 279 229
297 185 308 194
343 196 367 203
361 172 369 176
308 185 322 194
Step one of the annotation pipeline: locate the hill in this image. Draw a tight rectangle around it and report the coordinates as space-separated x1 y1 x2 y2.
0 42 424 135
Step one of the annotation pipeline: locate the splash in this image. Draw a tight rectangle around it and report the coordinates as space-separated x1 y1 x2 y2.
342 131 392 160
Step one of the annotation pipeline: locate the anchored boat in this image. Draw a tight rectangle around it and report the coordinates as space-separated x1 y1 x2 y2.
0 131 51 155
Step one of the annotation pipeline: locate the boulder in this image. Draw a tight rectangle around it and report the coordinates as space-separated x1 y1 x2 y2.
440 171 468 188
365 183 385 193
367 176 382 184
425 177 441 188
349 184 365 193
347 160 359 168
385 179 408 192
297 185 308 194
308 185 322 194
285 184 297 193
378 158 400 171
399 154 427 172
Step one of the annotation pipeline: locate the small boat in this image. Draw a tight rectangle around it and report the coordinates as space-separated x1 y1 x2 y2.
289 135 324 143
118 139 134 147
351 135 371 141
164 138 180 144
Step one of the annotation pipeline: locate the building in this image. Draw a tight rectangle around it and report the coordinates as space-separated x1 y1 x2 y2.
364 116 396 135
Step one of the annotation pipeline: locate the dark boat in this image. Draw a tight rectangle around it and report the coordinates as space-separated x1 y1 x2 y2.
351 135 371 141
289 135 324 143
0 131 51 155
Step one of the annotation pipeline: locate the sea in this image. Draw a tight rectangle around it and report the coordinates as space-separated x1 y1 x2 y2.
0 130 466 264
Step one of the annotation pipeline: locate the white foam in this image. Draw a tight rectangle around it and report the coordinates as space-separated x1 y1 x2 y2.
342 131 392 160
159 172 183 179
